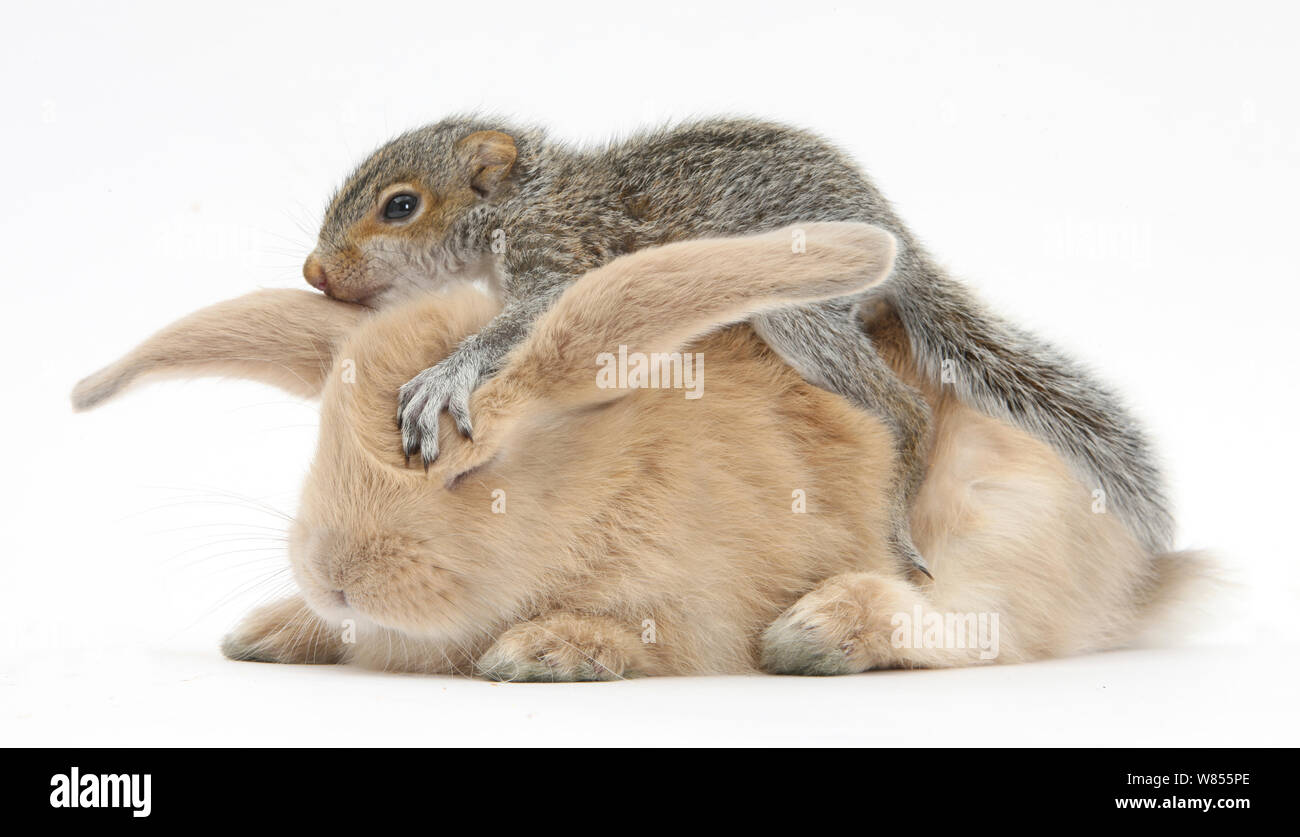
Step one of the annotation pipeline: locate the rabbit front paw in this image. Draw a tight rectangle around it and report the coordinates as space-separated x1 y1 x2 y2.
221 596 346 665
475 614 649 682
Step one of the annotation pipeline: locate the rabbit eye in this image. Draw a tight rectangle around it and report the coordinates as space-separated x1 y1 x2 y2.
382 194 418 220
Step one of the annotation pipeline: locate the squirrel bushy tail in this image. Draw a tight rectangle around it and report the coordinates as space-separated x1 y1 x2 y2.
883 243 1174 554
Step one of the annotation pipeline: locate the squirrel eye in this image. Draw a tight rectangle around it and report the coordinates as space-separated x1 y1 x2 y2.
382 193 418 220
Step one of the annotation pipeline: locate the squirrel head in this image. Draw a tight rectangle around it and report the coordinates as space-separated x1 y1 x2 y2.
304 117 535 305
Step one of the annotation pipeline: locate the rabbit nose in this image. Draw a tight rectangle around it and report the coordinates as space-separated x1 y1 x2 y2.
328 589 348 608
303 255 329 291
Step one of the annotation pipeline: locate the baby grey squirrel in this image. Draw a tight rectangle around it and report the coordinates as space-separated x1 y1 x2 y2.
303 116 1174 575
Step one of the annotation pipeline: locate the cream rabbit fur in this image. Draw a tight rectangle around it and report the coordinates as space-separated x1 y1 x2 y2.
72 222 1204 679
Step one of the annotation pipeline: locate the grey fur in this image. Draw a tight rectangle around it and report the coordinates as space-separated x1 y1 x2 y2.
319 115 1173 570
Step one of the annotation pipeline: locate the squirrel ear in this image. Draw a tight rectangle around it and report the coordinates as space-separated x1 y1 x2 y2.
458 130 517 198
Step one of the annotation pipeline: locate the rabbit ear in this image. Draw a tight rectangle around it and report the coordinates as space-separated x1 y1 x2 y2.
434 222 896 486
71 290 367 411
496 221 894 407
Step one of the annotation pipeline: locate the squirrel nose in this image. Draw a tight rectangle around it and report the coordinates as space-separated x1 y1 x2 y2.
303 255 329 292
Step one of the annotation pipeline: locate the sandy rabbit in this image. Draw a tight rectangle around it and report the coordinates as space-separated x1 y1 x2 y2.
72 223 1205 679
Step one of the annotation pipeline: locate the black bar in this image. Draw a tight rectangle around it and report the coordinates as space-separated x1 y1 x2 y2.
2 748 1281 822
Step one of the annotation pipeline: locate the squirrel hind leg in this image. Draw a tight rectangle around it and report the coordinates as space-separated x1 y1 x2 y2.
751 300 934 578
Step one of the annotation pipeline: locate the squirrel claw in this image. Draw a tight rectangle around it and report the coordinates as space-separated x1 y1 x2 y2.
397 351 484 468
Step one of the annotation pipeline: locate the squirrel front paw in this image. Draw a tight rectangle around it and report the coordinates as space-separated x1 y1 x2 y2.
397 348 484 465
431 379 533 489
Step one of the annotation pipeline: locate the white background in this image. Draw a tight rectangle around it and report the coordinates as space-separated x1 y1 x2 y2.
2 0 1297 746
